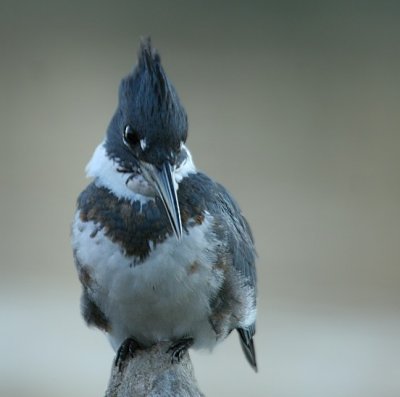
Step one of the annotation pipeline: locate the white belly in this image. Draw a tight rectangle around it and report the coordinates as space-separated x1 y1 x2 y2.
72 212 223 351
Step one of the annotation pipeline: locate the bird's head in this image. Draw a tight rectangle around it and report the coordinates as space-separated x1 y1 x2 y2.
102 38 191 239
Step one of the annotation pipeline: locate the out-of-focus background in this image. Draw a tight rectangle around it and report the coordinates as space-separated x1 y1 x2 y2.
1 1 399 396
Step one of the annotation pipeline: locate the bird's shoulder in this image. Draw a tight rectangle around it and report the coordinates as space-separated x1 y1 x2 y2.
179 172 257 285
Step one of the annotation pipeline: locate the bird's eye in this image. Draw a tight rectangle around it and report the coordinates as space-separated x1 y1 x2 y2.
123 125 140 147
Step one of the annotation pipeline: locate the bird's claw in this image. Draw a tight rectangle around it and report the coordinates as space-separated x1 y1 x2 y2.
167 337 194 364
115 337 141 371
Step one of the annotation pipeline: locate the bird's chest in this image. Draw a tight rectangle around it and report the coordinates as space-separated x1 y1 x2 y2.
72 209 223 346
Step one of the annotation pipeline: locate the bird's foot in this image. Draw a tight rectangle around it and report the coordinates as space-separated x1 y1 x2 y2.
167 337 194 364
115 337 142 371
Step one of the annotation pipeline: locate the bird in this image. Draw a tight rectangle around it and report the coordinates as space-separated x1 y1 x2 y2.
71 37 257 372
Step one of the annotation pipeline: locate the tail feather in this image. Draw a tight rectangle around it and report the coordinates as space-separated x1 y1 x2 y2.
237 327 257 372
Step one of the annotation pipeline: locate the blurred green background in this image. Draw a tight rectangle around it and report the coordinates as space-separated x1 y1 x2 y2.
1 1 399 396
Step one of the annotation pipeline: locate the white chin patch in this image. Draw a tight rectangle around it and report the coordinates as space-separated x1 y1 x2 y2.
126 174 156 197
85 142 155 205
85 140 197 204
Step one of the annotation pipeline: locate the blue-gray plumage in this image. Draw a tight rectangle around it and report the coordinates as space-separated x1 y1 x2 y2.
72 38 257 372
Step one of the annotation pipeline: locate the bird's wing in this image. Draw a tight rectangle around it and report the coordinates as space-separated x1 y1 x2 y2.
214 182 257 287
179 173 257 370
214 182 258 371
179 172 257 288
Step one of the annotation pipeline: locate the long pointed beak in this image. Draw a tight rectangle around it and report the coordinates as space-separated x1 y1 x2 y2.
142 161 182 240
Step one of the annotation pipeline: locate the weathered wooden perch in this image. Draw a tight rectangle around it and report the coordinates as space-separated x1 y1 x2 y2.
105 341 204 397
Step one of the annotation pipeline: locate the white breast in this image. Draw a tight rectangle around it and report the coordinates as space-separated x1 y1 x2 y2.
72 212 223 351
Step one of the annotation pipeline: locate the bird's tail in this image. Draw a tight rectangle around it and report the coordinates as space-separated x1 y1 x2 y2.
237 327 257 372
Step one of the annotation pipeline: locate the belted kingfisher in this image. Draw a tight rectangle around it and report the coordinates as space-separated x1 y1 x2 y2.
71 38 257 372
